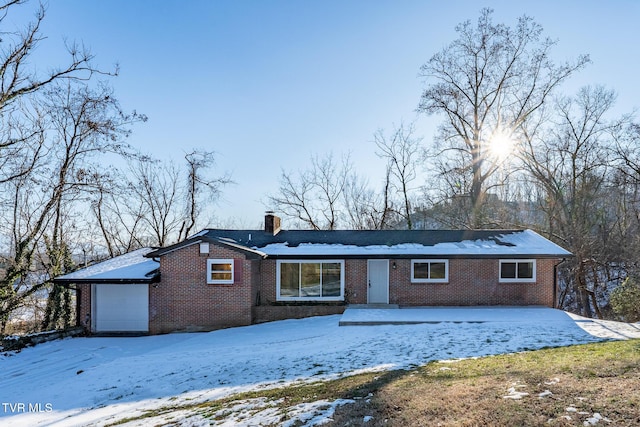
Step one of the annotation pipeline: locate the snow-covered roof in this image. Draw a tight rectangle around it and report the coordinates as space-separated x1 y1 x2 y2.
260 230 571 257
54 247 159 283
147 229 572 259
258 229 572 257
205 228 572 258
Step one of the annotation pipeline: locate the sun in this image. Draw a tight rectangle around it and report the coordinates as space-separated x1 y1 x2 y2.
487 128 515 161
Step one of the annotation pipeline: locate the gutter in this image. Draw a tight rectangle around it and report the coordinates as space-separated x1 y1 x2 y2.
52 273 161 286
264 253 574 260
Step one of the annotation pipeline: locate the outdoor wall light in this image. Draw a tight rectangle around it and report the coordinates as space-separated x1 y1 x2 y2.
199 242 210 254
392 261 397 270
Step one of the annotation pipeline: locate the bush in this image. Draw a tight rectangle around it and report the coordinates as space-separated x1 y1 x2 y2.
610 277 640 322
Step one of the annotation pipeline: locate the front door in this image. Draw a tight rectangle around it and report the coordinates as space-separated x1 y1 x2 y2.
368 259 389 304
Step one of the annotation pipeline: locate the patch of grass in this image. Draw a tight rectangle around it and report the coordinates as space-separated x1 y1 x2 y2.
109 340 640 426
108 373 402 426
331 340 640 426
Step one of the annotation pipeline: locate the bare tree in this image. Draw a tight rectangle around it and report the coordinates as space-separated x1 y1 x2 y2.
374 121 421 229
128 158 182 247
0 0 113 185
0 105 46 185
418 8 589 227
0 0 127 332
269 153 350 230
343 165 396 230
268 151 407 230
0 1 170 333
122 151 232 247
90 170 147 257
179 150 233 241
609 122 640 280
519 86 627 317
0 2 105 108
0 82 142 332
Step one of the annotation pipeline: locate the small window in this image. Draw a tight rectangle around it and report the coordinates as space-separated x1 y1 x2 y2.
499 260 536 283
411 260 449 283
207 259 234 284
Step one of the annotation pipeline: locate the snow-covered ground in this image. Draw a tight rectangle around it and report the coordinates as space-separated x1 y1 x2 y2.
1 307 637 426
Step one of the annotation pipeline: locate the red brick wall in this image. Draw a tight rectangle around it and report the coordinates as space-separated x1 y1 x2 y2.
389 258 556 307
77 283 91 330
255 257 555 308
256 259 370 305
345 260 368 304
252 259 354 323
252 305 346 323
149 243 257 334
258 259 276 304
140 253 557 334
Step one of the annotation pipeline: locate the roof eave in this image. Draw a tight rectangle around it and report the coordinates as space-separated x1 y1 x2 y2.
146 236 266 259
53 271 161 285
263 252 574 259
53 278 159 285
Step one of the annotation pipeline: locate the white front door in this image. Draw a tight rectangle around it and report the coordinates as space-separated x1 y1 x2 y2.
367 260 389 304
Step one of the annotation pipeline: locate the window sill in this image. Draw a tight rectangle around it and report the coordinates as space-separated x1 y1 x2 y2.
411 281 449 284
499 280 536 284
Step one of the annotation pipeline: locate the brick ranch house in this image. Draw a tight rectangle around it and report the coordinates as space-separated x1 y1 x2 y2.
54 213 572 335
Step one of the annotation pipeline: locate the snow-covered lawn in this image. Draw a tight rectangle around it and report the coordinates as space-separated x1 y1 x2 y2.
0 307 637 426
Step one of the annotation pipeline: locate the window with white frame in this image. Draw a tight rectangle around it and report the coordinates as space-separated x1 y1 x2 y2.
207 259 234 284
276 260 344 301
499 259 536 282
411 259 449 283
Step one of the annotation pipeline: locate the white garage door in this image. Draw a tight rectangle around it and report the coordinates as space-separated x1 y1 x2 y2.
93 284 149 332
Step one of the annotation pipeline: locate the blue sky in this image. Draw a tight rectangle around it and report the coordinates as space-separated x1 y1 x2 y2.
17 0 640 227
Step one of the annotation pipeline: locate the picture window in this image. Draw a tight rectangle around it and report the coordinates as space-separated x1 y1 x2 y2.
277 260 344 301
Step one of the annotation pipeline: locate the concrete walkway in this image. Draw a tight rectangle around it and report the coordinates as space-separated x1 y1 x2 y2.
339 305 640 340
565 312 640 340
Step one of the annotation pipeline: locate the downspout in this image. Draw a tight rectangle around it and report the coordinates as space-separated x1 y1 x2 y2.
75 285 81 329
553 258 568 309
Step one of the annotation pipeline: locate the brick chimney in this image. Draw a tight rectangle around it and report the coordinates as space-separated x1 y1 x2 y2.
264 211 281 235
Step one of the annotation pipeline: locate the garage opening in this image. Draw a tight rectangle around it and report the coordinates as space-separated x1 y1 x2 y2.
92 284 149 333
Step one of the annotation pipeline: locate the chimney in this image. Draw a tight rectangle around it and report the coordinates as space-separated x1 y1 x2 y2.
264 211 281 235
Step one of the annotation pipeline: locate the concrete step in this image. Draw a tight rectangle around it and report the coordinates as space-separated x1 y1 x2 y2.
346 304 400 309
